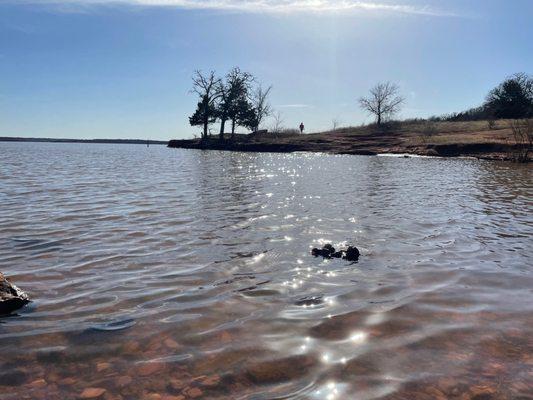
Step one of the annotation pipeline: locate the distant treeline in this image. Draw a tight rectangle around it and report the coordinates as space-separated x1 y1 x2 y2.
0 137 168 145
431 73 532 122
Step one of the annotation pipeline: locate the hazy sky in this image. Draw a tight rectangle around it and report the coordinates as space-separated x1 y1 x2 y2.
0 0 531 140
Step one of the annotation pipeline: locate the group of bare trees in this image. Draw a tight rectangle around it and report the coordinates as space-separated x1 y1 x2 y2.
189 68 272 141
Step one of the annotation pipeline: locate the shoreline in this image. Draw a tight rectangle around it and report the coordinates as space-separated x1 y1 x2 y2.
168 120 530 162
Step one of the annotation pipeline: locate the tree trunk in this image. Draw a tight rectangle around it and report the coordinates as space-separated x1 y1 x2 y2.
377 113 381 126
203 120 208 139
219 118 226 141
231 119 236 140
202 100 209 139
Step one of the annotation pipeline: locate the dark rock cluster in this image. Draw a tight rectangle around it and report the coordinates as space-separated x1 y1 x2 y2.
311 244 360 261
0 273 30 315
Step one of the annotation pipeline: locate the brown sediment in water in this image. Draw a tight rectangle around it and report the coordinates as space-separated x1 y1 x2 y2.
169 119 531 161
1 143 531 399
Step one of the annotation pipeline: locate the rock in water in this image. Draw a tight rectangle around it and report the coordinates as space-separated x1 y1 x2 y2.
312 244 336 258
0 273 30 315
322 244 335 256
344 246 360 261
311 244 361 261
311 247 322 257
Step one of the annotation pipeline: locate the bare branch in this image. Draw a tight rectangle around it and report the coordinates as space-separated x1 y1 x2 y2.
252 84 273 131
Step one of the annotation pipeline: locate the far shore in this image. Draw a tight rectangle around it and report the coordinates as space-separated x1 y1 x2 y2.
168 119 531 162
0 137 168 145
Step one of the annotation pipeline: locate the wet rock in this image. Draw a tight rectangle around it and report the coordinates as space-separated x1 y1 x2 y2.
343 246 360 261
96 362 111 372
136 362 164 377
0 368 28 386
323 244 335 255
311 244 360 261
29 378 47 388
116 376 132 387
123 341 140 353
164 339 180 349
219 331 232 343
311 247 323 257
469 384 498 399
0 273 30 315
161 396 185 400
59 377 77 386
167 379 185 393
79 387 107 399
246 355 316 384
311 245 335 258
200 375 220 387
294 295 323 306
143 394 161 400
184 387 202 398
89 318 135 332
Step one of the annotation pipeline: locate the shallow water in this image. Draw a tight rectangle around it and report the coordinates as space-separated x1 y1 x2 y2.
0 142 532 400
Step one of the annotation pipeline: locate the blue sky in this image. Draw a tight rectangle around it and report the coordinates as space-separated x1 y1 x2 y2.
0 0 531 140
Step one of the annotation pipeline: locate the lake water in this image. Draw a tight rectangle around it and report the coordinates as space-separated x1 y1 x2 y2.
0 142 532 400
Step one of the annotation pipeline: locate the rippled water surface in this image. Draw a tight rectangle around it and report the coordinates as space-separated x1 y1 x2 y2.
1 142 532 400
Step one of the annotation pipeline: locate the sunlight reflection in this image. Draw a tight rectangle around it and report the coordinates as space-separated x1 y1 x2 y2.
325 297 335 306
365 312 386 326
349 330 368 345
313 381 347 400
250 253 265 263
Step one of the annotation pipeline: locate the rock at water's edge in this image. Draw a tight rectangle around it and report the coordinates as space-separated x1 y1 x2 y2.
0 273 30 315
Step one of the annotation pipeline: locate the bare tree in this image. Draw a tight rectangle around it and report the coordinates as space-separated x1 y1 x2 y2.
359 82 404 126
190 70 222 139
509 119 532 162
251 85 272 132
270 111 284 133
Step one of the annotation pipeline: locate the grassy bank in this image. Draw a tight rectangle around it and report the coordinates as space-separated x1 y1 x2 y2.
169 119 531 161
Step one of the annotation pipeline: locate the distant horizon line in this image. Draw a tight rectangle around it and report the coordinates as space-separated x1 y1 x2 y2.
0 136 169 144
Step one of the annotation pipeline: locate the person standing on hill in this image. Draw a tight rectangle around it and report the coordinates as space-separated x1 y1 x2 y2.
299 122 305 134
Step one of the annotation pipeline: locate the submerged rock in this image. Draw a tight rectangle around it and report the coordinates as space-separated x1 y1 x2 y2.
0 273 30 315
311 244 360 262
295 295 324 306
